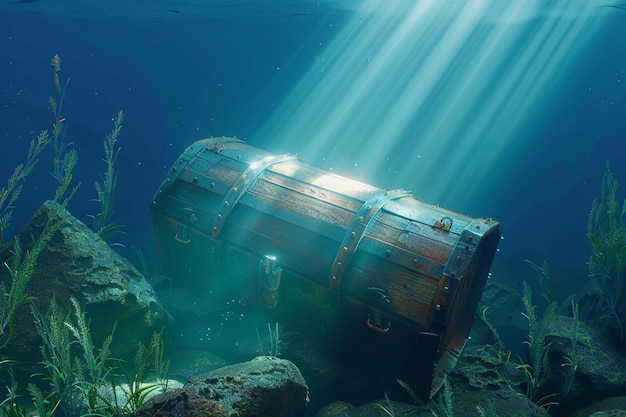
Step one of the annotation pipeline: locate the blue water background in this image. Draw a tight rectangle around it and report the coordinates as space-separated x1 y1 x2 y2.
1 0 625 292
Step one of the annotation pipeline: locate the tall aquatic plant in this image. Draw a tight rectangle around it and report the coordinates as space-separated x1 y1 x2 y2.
0 54 79 416
0 54 80 351
479 306 511 375
49 54 73 187
48 54 80 206
560 300 580 398
32 296 119 416
0 160 76 351
516 281 557 407
586 162 626 340
256 322 281 357
0 214 63 351
91 109 125 242
433 376 455 417
0 132 49 244
33 298 170 417
32 298 81 416
526 259 555 304
104 331 170 414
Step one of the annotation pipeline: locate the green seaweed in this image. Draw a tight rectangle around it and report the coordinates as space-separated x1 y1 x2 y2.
475 400 497 417
32 297 169 417
560 300 580 398
0 209 65 351
374 392 396 417
0 131 49 244
0 384 30 417
0 59 79 348
256 322 281 357
433 375 455 417
100 331 169 414
586 161 626 340
526 259 555 305
91 109 125 242
0 54 133 417
0 55 80 417
49 54 76 200
31 298 81 416
516 281 558 408
479 306 511 375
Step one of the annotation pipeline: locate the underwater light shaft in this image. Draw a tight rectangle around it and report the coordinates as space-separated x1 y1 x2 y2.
256 0 604 211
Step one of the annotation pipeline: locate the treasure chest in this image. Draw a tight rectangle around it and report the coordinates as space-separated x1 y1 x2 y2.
151 137 500 396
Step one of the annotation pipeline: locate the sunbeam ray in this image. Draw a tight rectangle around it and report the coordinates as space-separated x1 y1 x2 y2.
255 0 605 213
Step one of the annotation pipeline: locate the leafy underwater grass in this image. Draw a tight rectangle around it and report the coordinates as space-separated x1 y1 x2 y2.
0 54 161 417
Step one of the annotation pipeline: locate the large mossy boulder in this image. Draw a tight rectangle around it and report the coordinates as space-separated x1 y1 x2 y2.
0 200 172 359
546 315 626 413
135 356 309 417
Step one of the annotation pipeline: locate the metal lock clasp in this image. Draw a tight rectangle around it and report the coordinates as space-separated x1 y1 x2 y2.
433 216 453 232
259 254 283 309
367 309 391 334
174 208 197 244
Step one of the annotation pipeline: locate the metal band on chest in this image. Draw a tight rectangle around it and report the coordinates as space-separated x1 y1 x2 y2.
428 219 482 329
152 139 211 205
211 154 297 238
329 188 411 289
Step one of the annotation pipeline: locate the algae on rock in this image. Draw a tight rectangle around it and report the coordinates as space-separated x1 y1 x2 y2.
0 201 171 360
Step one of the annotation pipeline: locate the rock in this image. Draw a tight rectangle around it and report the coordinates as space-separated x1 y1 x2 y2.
571 397 626 417
135 356 309 417
452 344 524 392
453 388 546 417
316 401 360 417
0 201 172 359
316 388 544 417
545 315 626 412
133 388 189 417
589 412 626 417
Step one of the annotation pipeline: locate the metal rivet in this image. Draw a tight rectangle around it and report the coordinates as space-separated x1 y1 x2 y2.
412 258 419 267
213 226 218 232
172 167 177 172
351 231 356 237
210 182 215 189
435 304 441 310
224 201 229 207
337 261 342 267
443 285 449 292
233 187 238 193
332 275 337 280
192 177 198 184
343 246 349 252
385 250 391 258
217 214 222 220
359 216 364 222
